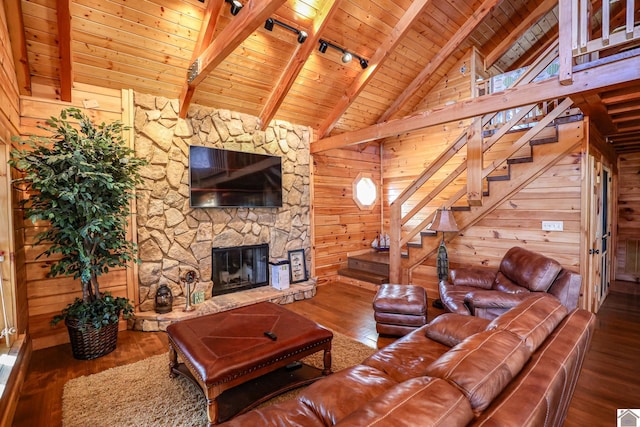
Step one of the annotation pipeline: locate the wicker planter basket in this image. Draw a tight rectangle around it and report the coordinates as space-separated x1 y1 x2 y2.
65 317 119 360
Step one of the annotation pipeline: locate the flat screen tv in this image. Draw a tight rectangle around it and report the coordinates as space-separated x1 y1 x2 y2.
189 145 283 208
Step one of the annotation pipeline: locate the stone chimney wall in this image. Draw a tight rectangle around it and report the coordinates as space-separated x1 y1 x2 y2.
132 93 311 311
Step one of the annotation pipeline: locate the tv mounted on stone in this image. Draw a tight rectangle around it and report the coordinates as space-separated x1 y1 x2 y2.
189 145 283 208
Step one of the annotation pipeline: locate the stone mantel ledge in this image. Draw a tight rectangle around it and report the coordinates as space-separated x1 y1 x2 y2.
130 279 317 332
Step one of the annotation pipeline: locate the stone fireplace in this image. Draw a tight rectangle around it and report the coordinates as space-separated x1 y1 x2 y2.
211 244 269 296
132 93 312 313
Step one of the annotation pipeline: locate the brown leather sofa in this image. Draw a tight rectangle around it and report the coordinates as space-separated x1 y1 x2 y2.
221 294 595 427
439 246 582 319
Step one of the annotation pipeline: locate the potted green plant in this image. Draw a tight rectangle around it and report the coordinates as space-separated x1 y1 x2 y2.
10 107 146 359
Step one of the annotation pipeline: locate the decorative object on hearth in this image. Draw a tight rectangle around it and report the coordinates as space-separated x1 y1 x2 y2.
10 107 145 359
182 270 198 312
155 283 173 314
288 249 308 283
428 207 459 282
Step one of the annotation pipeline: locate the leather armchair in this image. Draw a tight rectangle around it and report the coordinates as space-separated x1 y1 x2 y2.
439 246 582 319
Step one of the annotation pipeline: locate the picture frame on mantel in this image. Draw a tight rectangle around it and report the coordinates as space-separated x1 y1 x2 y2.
288 249 308 283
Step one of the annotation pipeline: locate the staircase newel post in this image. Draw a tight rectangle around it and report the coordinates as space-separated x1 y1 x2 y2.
389 202 402 283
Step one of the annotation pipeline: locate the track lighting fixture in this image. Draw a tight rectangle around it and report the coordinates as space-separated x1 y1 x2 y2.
264 18 308 44
317 39 368 69
225 0 243 16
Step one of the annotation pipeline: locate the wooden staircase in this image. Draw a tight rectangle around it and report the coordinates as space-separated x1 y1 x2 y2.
338 111 583 286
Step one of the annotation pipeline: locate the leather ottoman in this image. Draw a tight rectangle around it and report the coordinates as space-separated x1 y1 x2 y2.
373 284 428 336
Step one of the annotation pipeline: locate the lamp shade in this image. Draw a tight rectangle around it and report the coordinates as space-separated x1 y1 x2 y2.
430 208 459 232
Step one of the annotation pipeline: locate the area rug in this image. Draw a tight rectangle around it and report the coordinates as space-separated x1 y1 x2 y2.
62 332 375 427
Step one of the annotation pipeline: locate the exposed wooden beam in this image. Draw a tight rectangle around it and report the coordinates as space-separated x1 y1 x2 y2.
311 52 640 153
573 93 617 135
56 0 72 102
484 0 557 70
260 0 342 130
377 0 501 123
179 0 223 119
3 0 31 96
316 0 433 137
178 0 287 118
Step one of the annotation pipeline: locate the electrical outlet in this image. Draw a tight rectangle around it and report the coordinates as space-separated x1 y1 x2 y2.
542 221 564 231
82 99 100 109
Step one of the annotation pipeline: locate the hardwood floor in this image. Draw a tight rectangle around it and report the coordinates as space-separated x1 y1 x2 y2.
12 281 640 426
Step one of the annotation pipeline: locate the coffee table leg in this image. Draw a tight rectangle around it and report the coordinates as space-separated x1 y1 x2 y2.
168 342 178 378
206 397 219 426
322 345 332 375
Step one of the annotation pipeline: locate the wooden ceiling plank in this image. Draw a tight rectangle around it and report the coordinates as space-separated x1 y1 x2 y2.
484 0 557 69
311 52 640 153
56 0 72 101
316 0 433 137
4 0 32 96
178 0 287 118
259 0 342 129
377 0 501 124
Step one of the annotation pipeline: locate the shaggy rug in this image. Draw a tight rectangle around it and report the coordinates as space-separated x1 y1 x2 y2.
62 332 375 427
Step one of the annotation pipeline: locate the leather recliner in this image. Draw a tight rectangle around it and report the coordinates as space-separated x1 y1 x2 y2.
439 246 582 319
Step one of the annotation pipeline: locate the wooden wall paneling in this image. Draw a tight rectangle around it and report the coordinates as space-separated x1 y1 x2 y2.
616 151 640 283
312 144 381 280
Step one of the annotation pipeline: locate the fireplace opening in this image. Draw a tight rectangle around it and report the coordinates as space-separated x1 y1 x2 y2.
211 244 269 296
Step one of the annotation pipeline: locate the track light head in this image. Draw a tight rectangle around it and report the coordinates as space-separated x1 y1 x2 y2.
319 40 328 53
359 58 368 69
265 18 274 31
297 30 308 44
341 52 352 63
225 0 243 16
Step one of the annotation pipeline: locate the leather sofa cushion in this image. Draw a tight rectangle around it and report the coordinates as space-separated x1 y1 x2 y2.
424 313 490 347
336 377 474 427
297 364 398 425
364 327 450 383
425 330 530 412
499 247 562 292
488 294 568 352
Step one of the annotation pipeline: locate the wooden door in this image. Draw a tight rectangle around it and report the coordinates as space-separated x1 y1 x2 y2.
586 156 612 312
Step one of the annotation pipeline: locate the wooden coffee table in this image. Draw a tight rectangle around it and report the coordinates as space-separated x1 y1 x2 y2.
166 301 333 426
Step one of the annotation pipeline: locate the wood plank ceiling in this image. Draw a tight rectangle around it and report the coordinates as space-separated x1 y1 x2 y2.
8 0 640 152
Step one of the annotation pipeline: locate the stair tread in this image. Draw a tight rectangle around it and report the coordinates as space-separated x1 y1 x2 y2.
338 268 389 285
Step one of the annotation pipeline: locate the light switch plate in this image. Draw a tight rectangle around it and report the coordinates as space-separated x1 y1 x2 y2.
542 221 564 231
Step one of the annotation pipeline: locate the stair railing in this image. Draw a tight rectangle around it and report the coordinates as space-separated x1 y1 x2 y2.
388 39 569 283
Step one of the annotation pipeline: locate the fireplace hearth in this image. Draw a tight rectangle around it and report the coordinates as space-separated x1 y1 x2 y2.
211 244 269 296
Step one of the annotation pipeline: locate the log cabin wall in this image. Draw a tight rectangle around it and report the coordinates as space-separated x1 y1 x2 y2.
616 152 640 283
16 85 133 350
312 145 381 282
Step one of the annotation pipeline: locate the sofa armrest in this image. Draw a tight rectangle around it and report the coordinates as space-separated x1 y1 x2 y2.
450 267 496 289
464 291 534 319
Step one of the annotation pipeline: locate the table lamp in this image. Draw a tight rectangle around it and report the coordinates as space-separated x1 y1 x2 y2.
429 208 459 282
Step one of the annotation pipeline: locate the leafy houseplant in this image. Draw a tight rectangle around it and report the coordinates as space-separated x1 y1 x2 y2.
10 107 146 359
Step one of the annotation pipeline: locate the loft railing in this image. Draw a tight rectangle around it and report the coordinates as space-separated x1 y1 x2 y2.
572 0 639 61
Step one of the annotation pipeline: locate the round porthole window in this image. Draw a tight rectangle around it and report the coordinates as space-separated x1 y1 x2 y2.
353 173 377 210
